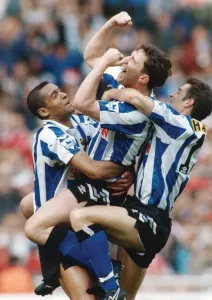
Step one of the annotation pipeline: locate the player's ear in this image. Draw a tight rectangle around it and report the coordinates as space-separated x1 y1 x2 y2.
37 107 50 118
139 74 149 85
184 98 194 108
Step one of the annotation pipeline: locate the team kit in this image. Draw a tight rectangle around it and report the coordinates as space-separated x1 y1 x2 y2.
21 12 212 300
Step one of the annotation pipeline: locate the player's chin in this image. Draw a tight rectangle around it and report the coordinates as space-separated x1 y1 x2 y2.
117 72 126 84
65 105 75 114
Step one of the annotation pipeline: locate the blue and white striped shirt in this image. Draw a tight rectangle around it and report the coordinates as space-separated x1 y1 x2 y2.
71 114 99 150
135 101 206 211
33 115 99 211
97 101 151 165
87 68 151 169
33 119 83 211
100 99 206 212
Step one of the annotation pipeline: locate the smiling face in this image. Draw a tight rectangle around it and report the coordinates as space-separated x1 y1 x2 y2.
169 83 192 113
38 83 75 119
116 49 148 88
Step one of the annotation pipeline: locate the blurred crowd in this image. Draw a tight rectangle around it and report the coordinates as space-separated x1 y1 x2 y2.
0 0 212 293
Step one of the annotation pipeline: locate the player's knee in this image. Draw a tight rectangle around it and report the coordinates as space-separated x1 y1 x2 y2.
20 194 34 219
24 218 43 243
24 219 36 241
70 208 86 232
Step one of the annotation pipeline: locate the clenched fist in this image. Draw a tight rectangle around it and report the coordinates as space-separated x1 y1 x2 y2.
107 11 132 28
102 48 126 67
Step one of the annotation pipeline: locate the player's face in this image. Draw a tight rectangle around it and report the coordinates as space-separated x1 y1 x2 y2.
169 84 190 112
116 49 148 87
40 83 75 118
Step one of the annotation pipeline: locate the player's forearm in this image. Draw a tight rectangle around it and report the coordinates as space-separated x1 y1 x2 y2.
72 60 108 120
70 151 124 180
84 21 113 68
129 94 154 116
90 160 125 180
104 88 154 116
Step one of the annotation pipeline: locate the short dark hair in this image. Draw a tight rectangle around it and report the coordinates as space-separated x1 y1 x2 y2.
185 77 212 121
137 44 172 90
27 81 49 119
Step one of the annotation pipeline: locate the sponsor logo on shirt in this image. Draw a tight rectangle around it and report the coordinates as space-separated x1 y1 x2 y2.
105 102 119 113
100 128 109 140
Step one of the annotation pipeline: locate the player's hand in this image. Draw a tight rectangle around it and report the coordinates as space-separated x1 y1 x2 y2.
107 11 133 28
102 88 141 103
106 171 134 196
102 48 125 67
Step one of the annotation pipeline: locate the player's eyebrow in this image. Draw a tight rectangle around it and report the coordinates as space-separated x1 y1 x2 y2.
50 88 59 97
132 54 136 63
178 88 183 92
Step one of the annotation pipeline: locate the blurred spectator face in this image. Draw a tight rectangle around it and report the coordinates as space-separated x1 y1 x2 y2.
13 62 29 81
39 83 75 119
116 49 147 87
169 83 191 112
0 17 21 44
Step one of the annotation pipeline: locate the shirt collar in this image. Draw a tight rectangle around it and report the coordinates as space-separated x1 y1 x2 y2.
43 120 75 136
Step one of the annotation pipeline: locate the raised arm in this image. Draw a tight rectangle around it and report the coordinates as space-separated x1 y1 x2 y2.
72 48 126 120
84 11 132 68
102 88 154 116
70 151 125 180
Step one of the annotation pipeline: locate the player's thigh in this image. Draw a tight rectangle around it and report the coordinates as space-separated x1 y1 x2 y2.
59 264 96 300
20 192 34 219
71 206 144 251
117 247 147 300
26 189 86 234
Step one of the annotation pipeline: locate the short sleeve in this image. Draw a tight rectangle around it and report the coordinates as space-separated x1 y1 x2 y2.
99 100 149 135
47 133 80 164
71 114 99 143
149 101 190 139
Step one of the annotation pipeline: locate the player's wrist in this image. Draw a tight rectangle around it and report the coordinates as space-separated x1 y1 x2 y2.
99 57 111 69
105 19 115 29
93 59 108 76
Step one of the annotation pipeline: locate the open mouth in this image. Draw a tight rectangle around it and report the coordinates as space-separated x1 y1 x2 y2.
120 64 127 74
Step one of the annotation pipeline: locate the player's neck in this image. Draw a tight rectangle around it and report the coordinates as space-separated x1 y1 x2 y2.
136 85 150 96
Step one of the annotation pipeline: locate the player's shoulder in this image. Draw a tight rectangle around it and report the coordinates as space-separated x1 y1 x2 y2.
33 126 55 147
71 114 99 127
103 66 123 89
42 122 69 143
101 100 138 114
188 117 207 135
156 102 181 115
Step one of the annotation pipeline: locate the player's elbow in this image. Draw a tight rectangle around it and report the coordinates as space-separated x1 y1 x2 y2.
72 96 83 111
83 51 95 68
83 52 91 66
